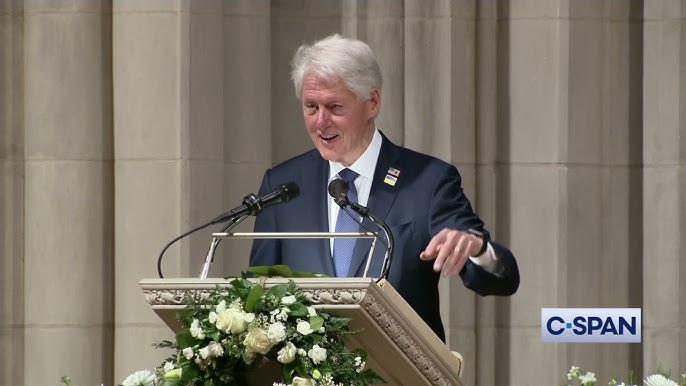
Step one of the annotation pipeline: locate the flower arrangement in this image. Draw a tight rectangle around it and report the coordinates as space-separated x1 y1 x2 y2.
120 276 385 386
566 365 686 386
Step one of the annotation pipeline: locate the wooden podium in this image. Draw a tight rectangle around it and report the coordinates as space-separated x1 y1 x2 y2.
140 277 464 386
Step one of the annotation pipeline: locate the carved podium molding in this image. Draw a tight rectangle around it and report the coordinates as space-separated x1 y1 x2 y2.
140 277 464 386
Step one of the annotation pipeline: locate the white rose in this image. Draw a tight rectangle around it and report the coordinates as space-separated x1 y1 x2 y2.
268 322 287 343
243 328 274 355
244 313 255 323
307 306 316 317
276 341 297 364
208 311 218 324
307 344 327 364
182 347 194 359
296 321 313 335
208 341 224 357
215 308 247 335
281 295 297 305
291 376 316 386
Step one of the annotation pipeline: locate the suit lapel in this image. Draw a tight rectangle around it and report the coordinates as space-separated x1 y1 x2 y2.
347 134 402 277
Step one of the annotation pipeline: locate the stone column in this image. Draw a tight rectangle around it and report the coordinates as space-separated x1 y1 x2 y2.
341 0 405 143
642 0 686 373
113 0 191 379
499 1 643 383
23 1 113 385
0 1 24 385
219 0 272 276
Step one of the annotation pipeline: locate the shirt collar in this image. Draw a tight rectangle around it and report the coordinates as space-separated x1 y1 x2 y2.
329 129 382 181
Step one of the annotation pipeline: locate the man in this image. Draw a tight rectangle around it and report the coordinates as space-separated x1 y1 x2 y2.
249 34 519 342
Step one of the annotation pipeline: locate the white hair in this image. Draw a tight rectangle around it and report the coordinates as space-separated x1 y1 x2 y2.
290 34 383 101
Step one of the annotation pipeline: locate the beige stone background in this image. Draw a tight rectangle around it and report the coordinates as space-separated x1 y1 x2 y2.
1 0 684 385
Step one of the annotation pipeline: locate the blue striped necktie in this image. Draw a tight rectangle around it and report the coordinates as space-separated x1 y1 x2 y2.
333 168 359 277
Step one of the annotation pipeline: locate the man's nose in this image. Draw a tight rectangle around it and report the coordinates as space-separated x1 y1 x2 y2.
315 109 331 129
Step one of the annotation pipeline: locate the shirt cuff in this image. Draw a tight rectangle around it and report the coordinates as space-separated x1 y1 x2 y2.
468 242 503 276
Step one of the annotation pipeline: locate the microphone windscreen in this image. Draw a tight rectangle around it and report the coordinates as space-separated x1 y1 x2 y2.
327 179 348 204
281 182 300 201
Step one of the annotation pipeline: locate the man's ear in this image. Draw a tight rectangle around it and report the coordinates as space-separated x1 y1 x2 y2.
368 88 381 118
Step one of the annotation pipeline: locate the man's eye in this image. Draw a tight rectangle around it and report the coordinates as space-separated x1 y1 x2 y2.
304 104 318 113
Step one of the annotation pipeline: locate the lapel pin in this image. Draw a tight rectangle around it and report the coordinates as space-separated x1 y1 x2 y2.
384 167 400 186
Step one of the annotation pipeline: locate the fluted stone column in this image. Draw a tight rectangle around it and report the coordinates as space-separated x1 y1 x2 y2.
23 1 113 385
494 1 643 384
113 0 191 379
219 0 272 276
341 0 405 143
642 0 686 373
0 1 24 385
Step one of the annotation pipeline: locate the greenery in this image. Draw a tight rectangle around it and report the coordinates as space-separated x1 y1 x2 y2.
118 271 385 386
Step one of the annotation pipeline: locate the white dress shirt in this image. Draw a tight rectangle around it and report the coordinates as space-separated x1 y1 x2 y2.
326 129 500 272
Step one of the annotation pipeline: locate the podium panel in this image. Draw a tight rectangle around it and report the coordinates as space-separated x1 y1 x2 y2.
140 277 464 386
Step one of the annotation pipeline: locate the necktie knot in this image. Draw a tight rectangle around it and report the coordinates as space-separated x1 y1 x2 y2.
338 169 358 202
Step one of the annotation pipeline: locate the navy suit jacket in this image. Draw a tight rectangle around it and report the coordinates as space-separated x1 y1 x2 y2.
249 133 520 341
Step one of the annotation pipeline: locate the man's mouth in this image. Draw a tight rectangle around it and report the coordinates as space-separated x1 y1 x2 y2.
320 133 339 141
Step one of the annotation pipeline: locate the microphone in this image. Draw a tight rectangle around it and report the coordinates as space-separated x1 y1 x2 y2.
211 182 300 224
327 179 394 280
157 182 300 278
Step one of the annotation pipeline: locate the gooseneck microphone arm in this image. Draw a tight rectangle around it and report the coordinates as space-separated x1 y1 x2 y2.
327 179 395 281
157 182 300 278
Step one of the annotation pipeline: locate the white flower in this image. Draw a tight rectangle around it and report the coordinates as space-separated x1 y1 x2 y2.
307 306 317 316
199 346 211 359
354 356 365 372
244 312 256 323
216 308 248 335
215 300 227 313
291 377 316 386
121 370 156 386
268 322 287 342
243 328 274 354
297 348 307 356
276 341 297 364
163 361 175 373
208 311 218 324
307 344 327 364
579 372 597 384
189 319 205 339
281 295 297 305
568 366 580 380
645 374 678 386
182 347 194 359
297 321 313 335
207 341 224 357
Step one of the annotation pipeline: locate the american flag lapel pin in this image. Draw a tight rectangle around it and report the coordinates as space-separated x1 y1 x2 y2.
384 167 400 186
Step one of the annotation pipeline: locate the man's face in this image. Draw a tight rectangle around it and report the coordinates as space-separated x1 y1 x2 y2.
300 73 380 166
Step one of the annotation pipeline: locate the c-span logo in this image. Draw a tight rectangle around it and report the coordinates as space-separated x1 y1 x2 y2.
541 308 641 343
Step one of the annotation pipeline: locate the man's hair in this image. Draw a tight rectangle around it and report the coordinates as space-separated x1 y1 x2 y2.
290 34 382 101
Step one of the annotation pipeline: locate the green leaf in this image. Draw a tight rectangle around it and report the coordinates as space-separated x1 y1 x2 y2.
289 302 308 317
245 284 264 312
176 330 195 348
266 283 288 300
309 315 324 331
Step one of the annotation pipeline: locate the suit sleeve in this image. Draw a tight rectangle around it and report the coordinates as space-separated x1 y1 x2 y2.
248 170 283 267
428 163 520 296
